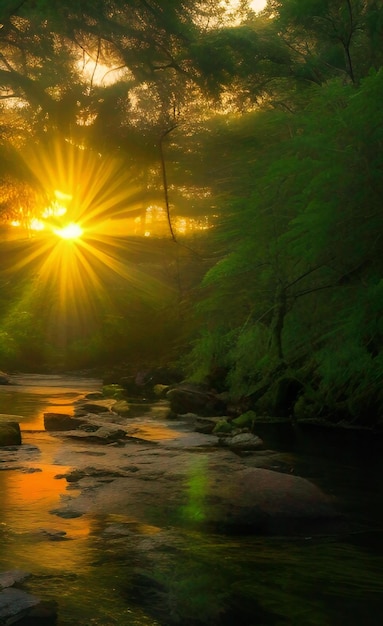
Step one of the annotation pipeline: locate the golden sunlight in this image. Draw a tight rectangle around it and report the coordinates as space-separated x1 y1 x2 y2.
54 222 83 240
249 0 267 11
226 0 267 14
4 137 173 352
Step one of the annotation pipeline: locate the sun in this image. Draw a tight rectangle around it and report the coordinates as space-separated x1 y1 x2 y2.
54 222 83 240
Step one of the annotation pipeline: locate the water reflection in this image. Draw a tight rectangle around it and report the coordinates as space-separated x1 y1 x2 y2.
180 457 208 523
1 376 383 624
0 374 101 430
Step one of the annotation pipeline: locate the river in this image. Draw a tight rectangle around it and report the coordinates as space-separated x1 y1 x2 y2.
1 375 383 625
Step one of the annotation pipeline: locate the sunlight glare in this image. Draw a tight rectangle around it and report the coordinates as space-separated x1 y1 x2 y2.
54 223 83 240
249 0 267 12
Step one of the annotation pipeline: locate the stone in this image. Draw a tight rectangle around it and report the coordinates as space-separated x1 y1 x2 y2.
43 413 86 431
64 425 127 444
224 432 264 450
166 384 227 417
0 587 40 623
111 400 130 416
79 400 116 413
0 422 21 446
194 416 222 434
203 466 339 533
153 384 170 398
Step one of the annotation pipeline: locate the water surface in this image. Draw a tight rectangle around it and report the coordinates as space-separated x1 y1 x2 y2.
1 375 383 625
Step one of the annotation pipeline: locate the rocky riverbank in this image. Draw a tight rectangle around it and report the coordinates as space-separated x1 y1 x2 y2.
1 382 347 625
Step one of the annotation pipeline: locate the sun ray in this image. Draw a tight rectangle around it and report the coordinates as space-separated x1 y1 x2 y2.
2 137 177 359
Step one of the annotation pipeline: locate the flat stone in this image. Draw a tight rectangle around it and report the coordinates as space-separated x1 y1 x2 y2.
63 426 127 444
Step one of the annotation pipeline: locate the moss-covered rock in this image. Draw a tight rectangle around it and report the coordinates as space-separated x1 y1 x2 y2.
112 400 131 416
102 384 126 399
213 419 233 434
153 384 170 398
232 410 257 429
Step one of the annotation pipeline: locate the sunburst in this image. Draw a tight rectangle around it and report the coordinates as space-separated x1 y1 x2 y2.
3 137 175 354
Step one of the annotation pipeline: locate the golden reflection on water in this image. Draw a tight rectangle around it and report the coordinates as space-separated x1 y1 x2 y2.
0 432 92 572
21 398 76 430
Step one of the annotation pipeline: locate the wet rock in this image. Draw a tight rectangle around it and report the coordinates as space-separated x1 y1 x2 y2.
0 587 40 623
84 391 104 400
0 422 21 446
111 400 130 416
79 400 116 413
222 432 264 451
57 467 126 483
64 425 127 444
0 445 40 471
43 413 86 432
39 529 68 541
194 416 222 434
166 384 227 417
203 466 340 534
49 508 83 519
0 570 57 626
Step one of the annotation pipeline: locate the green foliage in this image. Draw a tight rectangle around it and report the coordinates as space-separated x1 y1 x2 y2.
226 325 271 399
102 384 126 399
184 63 383 423
232 410 257 428
213 419 233 434
185 328 235 384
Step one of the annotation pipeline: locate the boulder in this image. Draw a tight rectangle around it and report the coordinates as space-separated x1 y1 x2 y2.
0 571 57 624
0 587 40 623
166 384 227 417
43 413 86 431
0 422 21 446
202 466 339 533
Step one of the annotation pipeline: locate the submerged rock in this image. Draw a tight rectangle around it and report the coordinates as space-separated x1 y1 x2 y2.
0 422 21 446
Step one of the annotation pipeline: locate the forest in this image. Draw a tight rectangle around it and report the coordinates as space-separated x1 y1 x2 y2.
0 0 383 427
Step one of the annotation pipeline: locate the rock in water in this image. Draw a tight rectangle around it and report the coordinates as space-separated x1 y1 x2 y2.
202 466 340 534
0 422 21 446
0 587 40 623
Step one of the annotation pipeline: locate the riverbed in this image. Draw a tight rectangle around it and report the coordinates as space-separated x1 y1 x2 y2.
1 375 383 625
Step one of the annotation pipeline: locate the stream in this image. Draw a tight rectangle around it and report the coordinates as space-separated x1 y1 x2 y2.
1 374 383 625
